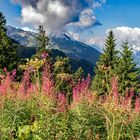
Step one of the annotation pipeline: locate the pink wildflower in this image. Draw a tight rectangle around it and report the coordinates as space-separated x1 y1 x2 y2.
42 64 55 98
0 69 13 95
41 52 48 59
121 89 134 110
19 71 31 94
135 96 140 113
57 93 67 112
72 74 92 106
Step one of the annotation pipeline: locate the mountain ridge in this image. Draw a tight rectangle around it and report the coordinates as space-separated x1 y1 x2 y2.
6 26 101 65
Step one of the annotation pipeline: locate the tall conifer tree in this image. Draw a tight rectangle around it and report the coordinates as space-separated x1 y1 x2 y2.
37 26 50 52
0 12 19 71
116 41 140 94
33 25 50 59
91 31 119 95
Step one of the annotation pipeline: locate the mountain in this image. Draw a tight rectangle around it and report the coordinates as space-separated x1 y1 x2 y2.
7 26 37 48
6 26 101 65
50 34 100 65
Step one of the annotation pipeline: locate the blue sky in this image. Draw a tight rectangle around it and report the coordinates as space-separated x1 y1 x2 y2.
0 0 140 37
0 0 21 26
94 0 140 35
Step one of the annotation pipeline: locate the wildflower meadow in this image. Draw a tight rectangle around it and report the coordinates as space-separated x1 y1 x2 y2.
0 61 140 140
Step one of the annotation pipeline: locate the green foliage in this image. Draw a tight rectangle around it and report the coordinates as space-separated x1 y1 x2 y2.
116 41 140 94
34 25 50 59
103 104 140 140
92 32 140 96
0 65 140 140
54 56 71 74
70 103 107 139
0 95 54 139
49 49 94 77
91 31 119 95
0 12 6 38
1 95 139 140
53 56 73 99
73 67 84 83
0 12 20 71
16 121 42 140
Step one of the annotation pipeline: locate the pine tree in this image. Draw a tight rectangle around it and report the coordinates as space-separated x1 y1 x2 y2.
91 31 119 95
0 12 6 39
33 25 50 60
116 41 140 95
37 26 50 52
0 12 19 71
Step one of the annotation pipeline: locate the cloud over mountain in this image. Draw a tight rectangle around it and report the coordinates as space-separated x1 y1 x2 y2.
107 27 140 51
11 0 105 34
84 27 140 52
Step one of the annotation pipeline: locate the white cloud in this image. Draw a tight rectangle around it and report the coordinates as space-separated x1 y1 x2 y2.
68 9 96 29
84 27 140 51
107 27 140 52
21 6 45 25
47 1 68 18
11 0 106 34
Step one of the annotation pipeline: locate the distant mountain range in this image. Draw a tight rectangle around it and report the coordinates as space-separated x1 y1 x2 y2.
6 26 140 67
6 26 101 66
7 26 37 48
